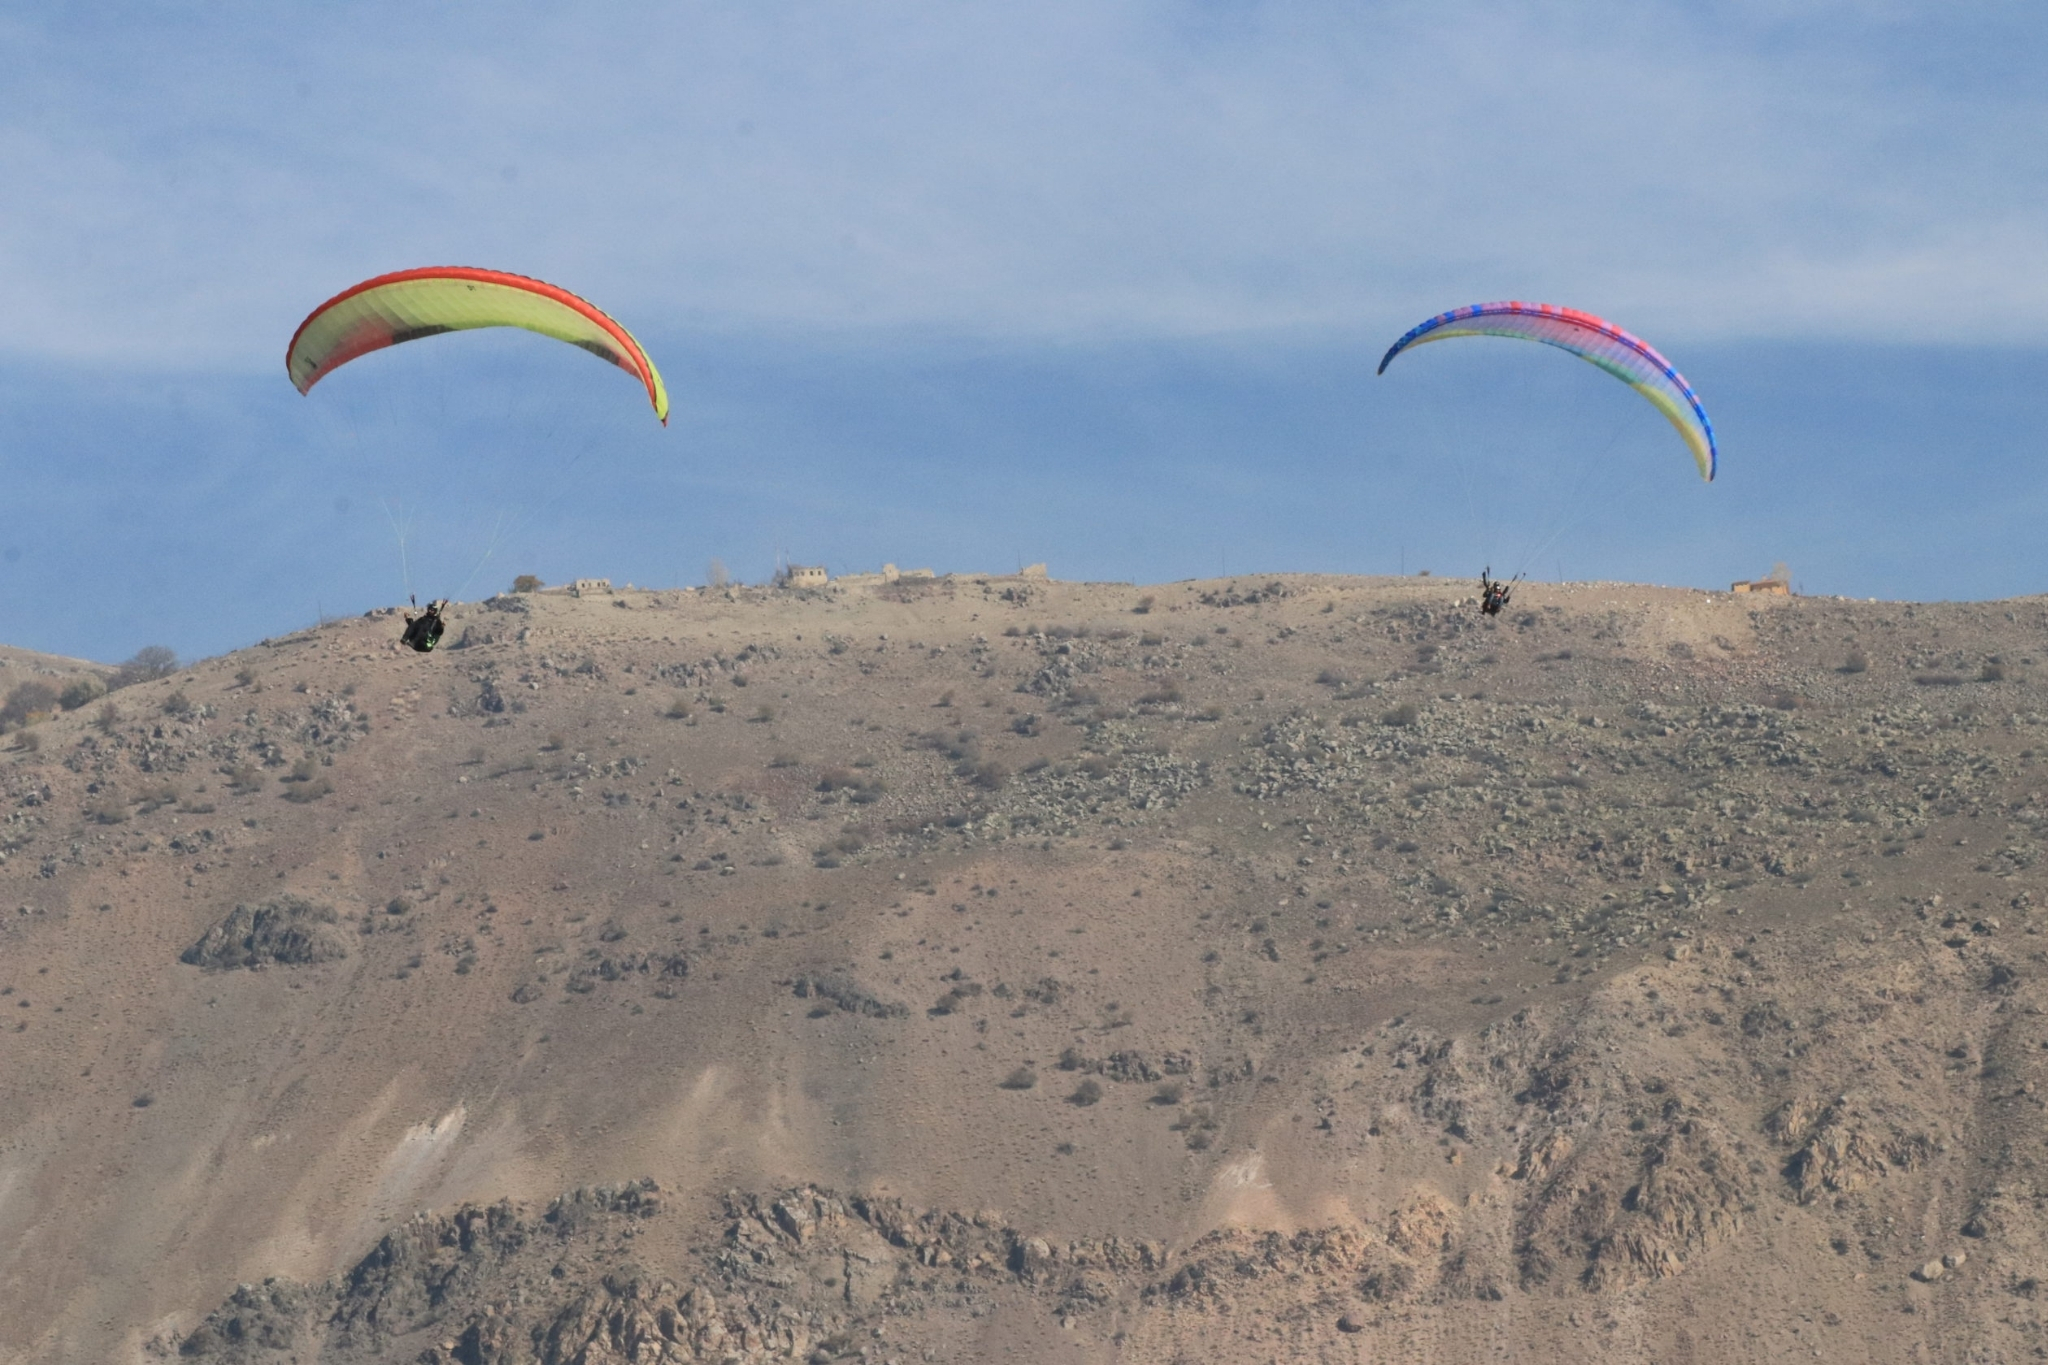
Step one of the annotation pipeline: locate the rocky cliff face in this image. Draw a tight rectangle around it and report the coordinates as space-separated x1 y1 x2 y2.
4 575 2047 1362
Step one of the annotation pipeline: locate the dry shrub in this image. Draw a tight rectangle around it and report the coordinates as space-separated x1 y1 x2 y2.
1382 701 1421 727
878 577 937 602
1068 1079 1104 1107
134 781 179 814
999 1067 1039 1091
281 776 333 803
0 682 57 728
58 675 106 711
1840 650 1869 674
109 646 178 690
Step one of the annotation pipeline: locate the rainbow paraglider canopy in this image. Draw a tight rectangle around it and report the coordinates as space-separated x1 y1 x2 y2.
1378 301 1715 480
286 266 669 424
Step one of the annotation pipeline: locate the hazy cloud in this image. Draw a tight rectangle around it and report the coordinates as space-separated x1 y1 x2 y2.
5 0 2047 369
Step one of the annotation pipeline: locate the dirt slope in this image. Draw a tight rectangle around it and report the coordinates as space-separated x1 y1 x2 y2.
2 574 2046 1363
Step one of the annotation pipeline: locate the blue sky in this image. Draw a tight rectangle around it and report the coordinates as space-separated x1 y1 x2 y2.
3 1 2046 662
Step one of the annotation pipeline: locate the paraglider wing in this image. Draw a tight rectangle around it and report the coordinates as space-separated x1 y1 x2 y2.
286 267 669 424
1377 302 1715 480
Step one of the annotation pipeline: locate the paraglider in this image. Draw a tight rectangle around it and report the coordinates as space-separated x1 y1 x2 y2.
1377 302 1716 481
1478 567 1517 617
287 268 669 651
286 266 669 423
400 598 447 653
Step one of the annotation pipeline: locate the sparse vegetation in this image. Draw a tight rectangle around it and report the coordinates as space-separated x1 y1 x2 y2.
109 645 178 689
58 674 106 711
22 575 2048 1362
1 681 57 729
280 776 333 803
511 574 544 593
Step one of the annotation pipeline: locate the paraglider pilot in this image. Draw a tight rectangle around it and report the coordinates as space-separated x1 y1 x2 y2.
1479 569 1513 617
400 598 448 652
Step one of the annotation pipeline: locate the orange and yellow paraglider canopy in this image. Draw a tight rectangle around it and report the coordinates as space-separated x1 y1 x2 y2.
286 266 668 423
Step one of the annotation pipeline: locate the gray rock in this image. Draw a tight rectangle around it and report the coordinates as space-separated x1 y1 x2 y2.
180 897 348 971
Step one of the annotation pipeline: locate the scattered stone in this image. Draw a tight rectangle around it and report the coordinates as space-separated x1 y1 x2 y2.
792 973 909 1019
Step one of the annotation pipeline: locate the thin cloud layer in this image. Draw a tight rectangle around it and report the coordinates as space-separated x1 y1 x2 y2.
4 0 2047 371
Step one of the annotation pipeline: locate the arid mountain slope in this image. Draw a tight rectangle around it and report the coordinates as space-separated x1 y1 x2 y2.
2 574 2046 1363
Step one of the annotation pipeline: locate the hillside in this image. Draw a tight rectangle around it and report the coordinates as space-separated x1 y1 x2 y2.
2 573 2046 1364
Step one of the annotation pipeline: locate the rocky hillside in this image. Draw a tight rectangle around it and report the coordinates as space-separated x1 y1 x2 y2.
3 574 2046 1363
